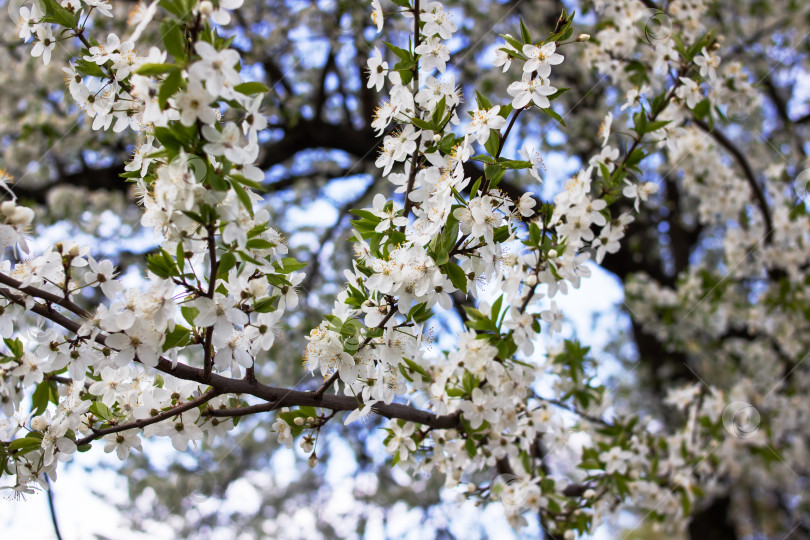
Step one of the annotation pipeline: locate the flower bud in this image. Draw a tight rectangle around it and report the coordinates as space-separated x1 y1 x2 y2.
548 249 558 258
432 133 441 142
199 0 213 16
294 416 305 426
0 201 16 216
583 489 596 499
308 453 318 468
31 415 48 432
576 34 591 42
8 207 33 226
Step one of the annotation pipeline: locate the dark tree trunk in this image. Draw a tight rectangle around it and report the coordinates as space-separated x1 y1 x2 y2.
688 497 738 540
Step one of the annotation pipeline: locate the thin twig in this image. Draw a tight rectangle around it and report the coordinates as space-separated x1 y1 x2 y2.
45 475 63 540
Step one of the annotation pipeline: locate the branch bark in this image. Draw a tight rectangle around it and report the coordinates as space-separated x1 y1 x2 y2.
0 274 460 430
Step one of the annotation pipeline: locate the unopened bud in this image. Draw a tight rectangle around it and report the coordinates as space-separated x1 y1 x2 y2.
583 489 596 499
548 249 558 258
0 201 16 216
576 34 590 42
294 417 305 426
31 415 48 432
199 0 213 16
432 133 441 142
308 453 318 468
8 206 33 226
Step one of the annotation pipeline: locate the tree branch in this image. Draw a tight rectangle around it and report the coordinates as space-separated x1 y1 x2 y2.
75 389 221 447
203 223 218 380
692 118 773 243
0 280 459 430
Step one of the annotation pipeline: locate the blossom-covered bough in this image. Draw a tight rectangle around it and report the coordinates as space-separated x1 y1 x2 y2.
1 0 809 537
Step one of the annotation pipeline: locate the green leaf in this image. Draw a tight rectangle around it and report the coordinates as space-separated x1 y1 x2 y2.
181 306 199 326
234 82 270 95
230 175 266 191
135 63 180 76
176 243 185 272
245 238 275 250
500 34 525 53
539 106 566 127
217 251 237 277
75 59 105 78
475 91 492 110
410 117 434 131
497 159 532 169
206 172 229 191
3 338 22 359
519 18 532 44
644 119 671 134
599 162 611 186
230 179 254 218
265 273 292 288
252 297 276 313
397 67 414 85
383 41 413 62
146 250 176 279
491 295 504 322
41 0 78 27
31 381 51 415
159 69 183 110
349 209 379 221
444 262 467 291
8 436 41 455
159 0 187 17
496 336 518 360
469 177 482 197
465 437 477 458
161 20 187 60
484 129 500 157
89 401 112 420
484 164 505 188
163 325 191 351
153 126 183 152
692 98 711 120
547 87 570 101
273 257 307 274
432 96 446 125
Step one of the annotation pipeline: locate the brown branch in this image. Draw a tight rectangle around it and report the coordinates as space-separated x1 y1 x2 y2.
692 118 773 243
202 223 218 380
205 401 278 418
0 283 458 430
398 0 422 229
0 272 89 318
75 389 220 447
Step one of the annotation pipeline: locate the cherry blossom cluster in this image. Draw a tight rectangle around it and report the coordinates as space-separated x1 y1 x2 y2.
1 0 796 537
